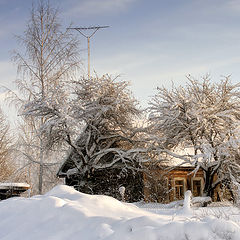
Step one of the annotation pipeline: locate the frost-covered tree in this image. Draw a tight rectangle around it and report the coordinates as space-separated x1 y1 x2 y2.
67 76 145 201
15 119 64 195
28 75 147 201
149 75 240 200
0 108 15 182
12 0 80 194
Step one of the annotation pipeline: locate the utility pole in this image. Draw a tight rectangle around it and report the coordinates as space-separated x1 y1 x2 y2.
67 26 109 79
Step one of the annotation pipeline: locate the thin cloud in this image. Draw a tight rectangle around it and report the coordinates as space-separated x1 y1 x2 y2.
0 61 16 88
0 30 5 39
226 0 240 11
65 0 137 17
0 0 7 5
199 0 240 14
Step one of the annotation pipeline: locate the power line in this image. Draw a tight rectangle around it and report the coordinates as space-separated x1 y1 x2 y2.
67 26 110 79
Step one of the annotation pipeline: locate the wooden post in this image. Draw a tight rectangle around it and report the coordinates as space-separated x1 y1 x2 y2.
87 37 90 79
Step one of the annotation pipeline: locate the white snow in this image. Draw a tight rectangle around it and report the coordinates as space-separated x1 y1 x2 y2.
0 185 240 240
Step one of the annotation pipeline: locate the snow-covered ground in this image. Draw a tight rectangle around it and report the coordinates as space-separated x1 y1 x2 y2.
0 185 240 240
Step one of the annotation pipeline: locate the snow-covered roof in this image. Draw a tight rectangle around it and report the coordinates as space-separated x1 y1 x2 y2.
149 147 195 168
166 147 194 167
0 183 30 190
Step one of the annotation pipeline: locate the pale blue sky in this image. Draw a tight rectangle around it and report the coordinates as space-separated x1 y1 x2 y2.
1 0 240 110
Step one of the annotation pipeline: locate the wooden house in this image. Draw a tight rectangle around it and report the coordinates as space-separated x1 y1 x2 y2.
57 152 144 202
58 144 230 203
143 165 223 203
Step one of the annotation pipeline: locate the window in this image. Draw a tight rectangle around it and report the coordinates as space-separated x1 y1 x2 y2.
192 179 202 197
174 179 184 200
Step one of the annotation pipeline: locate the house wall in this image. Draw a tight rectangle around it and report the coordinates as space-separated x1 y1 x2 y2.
167 168 204 202
143 167 216 203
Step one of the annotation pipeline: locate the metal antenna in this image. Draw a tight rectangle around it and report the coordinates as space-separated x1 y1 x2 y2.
67 26 109 79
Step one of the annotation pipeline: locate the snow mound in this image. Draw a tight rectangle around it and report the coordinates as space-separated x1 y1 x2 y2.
0 185 240 240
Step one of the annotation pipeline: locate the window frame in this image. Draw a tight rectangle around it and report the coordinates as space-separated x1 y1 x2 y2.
174 177 186 200
191 177 203 197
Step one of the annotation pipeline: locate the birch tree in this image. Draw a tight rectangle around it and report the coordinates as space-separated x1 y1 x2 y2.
13 0 80 194
148 75 240 200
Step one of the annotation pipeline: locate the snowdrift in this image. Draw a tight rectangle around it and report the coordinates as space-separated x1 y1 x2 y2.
0 185 240 240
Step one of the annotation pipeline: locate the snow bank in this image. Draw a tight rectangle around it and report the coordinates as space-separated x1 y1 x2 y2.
0 185 240 240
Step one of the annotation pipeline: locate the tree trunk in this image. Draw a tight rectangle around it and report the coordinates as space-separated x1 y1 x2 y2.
38 162 43 195
203 168 214 198
38 138 44 195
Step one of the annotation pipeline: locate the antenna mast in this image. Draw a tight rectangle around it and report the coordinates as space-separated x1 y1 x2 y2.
68 26 109 79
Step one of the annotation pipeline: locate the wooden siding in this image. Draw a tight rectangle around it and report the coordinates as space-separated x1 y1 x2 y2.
143 167 208 203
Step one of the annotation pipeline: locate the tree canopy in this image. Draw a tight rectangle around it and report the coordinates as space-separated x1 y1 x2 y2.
148 75 240 199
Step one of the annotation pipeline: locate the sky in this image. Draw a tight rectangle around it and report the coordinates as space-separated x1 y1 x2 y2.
1 0 240 121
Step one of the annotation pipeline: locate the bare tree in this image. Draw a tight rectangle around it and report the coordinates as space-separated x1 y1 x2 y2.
14 118 65 195
12 0 80 194
0 108 15 182
148 75 240 199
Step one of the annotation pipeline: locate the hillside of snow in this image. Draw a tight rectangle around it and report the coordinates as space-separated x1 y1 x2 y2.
0 185 240 240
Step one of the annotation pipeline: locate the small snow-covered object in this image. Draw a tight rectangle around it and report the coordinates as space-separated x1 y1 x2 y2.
192 196 212 207
183 190 192 214
119 186 125 201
